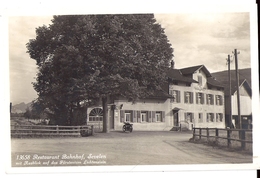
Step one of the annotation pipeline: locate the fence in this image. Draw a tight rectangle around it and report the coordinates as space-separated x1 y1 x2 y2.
192 127 252 151
11 124 94 137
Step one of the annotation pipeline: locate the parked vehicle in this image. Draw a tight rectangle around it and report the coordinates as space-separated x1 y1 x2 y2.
122 122 133 132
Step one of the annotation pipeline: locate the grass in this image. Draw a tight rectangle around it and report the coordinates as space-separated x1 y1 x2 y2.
191 129 253 153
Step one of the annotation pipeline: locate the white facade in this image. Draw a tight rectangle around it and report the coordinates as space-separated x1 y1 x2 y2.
87 65 226 131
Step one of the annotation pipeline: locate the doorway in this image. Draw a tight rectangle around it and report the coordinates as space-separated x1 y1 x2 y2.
173 110 179 126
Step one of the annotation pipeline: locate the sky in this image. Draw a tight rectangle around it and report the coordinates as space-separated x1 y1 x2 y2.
8 12 252 105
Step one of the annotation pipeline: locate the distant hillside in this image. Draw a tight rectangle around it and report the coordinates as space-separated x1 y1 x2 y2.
11 102 32 113
212 68 251 95
212 68 251 86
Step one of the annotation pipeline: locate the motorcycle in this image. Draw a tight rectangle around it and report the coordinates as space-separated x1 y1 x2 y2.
122 122 133 132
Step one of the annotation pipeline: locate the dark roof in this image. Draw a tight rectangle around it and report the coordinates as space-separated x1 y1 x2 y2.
179 65 212 77
144 82 172 99
207 77 224 88
166 68 198 83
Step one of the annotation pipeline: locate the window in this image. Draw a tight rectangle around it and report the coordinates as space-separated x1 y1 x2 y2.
206 94 214 105
198 76 202 86
184 92 193 104
141 112 148 122
185 112 194 122
215 95 223 105
170 90 180 103
196 92 204 104
125 112 131 122
155 112 162 122
207 113 214 122
89 108 103 122
216 113 223 122
198 113 203 123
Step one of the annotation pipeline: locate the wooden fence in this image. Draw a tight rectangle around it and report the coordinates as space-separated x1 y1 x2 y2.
11 124 94 137
192 127 252 151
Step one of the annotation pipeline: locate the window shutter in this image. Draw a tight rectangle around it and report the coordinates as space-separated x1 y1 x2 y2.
191 92 193 103
130 110 134 122
148 111 152 122
162 111 165 122
206 94 209 104
152 111 156 122
211 95 214 105
196 93 198 104
120 110 125 122
184 92 187 103
133 110 137 122
220 96 223 105
201 93 204 104
198 76 202 85
137 111 141 123
177 91 181 103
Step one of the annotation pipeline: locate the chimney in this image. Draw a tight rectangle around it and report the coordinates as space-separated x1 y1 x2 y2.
171 60 175 69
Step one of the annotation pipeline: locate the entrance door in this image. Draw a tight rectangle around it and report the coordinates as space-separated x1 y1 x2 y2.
173 112 179 126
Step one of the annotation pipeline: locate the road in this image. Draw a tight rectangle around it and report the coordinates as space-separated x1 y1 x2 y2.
11 131 252 167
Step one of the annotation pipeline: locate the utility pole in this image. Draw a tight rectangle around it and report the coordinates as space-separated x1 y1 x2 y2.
234 49 241 129
227 55 232 128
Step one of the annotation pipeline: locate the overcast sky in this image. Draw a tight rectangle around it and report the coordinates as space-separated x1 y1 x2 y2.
9 13 251 105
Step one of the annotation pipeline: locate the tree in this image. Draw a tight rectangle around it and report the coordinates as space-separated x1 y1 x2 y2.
24 107 31 120
26 14 173 130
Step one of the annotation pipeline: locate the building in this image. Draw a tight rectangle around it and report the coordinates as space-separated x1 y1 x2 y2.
87 64 226 131
212 68 252 129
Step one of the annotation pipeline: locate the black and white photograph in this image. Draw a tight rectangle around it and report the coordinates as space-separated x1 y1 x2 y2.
2 0 259 176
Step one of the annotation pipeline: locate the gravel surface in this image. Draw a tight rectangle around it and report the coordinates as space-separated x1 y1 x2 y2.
11 131 252 167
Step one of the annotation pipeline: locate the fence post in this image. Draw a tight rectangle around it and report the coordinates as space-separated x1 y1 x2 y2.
56 125 59 134
227 129 231 148
206 128 209 142
199 128 202 140
215 128 219 143
192 128 195 141
78 126 81 136
240 130 246 150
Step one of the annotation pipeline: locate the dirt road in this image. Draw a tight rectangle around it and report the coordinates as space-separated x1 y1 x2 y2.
11 131 252 167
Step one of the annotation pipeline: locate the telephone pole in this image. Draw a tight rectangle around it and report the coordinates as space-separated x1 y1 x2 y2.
234 49 241 129
227 55 232 128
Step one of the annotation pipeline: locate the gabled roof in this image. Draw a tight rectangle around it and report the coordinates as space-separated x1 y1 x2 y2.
166 68 198 84
231 79 251 96
180 65 212 77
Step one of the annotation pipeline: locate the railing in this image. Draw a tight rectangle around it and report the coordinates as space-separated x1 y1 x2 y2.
11 124 94 137
192 127 252 151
